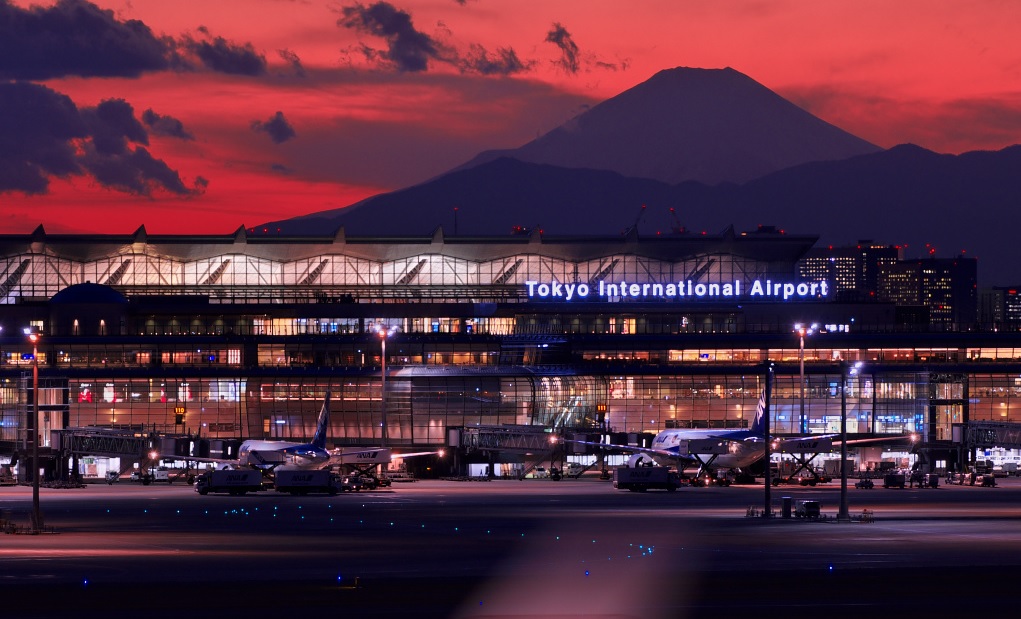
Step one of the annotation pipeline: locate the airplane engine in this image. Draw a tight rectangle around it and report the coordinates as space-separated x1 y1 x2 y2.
627 453 656 468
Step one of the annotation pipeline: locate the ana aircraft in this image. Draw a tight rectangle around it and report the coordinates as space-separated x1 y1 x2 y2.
583 390 913 483
167 391 441 474
236 393 333 469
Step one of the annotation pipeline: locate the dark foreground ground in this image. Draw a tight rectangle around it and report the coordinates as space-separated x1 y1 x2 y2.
0 477 1019 618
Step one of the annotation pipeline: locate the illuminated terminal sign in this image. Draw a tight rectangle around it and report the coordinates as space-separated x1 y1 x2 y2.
524 279 829 301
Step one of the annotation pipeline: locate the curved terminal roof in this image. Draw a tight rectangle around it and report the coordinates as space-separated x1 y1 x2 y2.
50 282 129 305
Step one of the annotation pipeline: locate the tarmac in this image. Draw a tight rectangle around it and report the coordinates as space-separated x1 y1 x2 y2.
0 475 1018 618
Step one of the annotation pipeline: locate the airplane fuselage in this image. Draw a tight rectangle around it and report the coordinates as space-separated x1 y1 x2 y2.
238 440 331 469
650 428 765 470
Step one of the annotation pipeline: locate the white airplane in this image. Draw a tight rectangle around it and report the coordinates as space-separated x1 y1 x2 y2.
616 390 771 478
235 393 334 469
167 391 441 474
580 390 914 483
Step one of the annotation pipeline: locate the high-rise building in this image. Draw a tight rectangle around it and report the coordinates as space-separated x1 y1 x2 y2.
980 286 1021 331
798 241 901 301
878 256 978 330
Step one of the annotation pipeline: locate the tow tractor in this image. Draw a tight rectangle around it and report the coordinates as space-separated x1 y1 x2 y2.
854 475 875 489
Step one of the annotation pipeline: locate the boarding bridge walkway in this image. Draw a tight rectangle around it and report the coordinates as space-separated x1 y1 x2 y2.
454 425 560 477
966 421 1021 449
457 425 558 453
57 427 154 459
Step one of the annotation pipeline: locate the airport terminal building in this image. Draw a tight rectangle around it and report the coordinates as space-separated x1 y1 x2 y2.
1 224 1019 479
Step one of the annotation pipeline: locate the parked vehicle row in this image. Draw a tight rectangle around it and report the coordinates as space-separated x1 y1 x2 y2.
193 468 390 495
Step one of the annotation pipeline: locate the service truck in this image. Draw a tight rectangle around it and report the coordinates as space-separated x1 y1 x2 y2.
612 466 681 492
273 468 342 495
194 469 264 495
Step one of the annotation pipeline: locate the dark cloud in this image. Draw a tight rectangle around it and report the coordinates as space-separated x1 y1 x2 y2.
251 111 297 144
81 146 194 195
542 22 626 74
545 22 580 74
338 2 447 72
0 0 278 79
459 44 533 76
338 2 534 76
141 109 194 140
0 0 172 80
0 82 86 193
181 28 268 75
81 99 148 155
0 82 198 197
278 49 306 77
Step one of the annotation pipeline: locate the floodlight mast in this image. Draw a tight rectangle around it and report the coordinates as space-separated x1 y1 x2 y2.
375 324 398 448
838 361 863 523
25 327 43 532
794 323 818 435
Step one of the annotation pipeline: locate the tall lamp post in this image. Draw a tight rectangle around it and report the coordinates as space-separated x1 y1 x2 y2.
838 360 863 523
794 323 818 435
25 327 43 532
375 324 398 448
762 360 774 518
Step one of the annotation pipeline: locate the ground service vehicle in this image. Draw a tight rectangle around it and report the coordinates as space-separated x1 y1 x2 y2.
194 469 264 495
794 499 821 519
356 474 392 490
130 469 170 484
338 475 364 492
563 463 585 478
883 472 907 488
273 469 341 495
612 466 681 492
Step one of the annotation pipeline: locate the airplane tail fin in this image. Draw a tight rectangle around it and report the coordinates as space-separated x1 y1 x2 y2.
750 388 767 436
312 391 331 449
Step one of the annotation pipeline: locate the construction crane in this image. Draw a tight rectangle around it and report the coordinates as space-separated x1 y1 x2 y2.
621 204 647 236
669 207 688 234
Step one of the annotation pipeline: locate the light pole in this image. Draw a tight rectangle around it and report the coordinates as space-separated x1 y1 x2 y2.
24 327 43 532
794 323 818 434
838 360 862 523
763 361 774 518
375 324 397 448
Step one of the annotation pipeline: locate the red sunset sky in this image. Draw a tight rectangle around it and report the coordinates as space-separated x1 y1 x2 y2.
2 0 1020 235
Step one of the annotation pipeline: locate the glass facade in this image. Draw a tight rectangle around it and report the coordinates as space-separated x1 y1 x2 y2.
0 229 1015 466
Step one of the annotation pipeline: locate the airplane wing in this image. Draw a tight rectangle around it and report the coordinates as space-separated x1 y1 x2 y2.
390 450 445 459
775 433 917 452
835 433 918 447
567 438 699 465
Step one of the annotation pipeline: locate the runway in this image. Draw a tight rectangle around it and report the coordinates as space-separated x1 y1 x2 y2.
0 477 1019 618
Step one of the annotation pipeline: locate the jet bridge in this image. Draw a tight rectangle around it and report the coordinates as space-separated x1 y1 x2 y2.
452 425 560 478
966 421 1021 450
54 427 158 482
58 428 153 459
